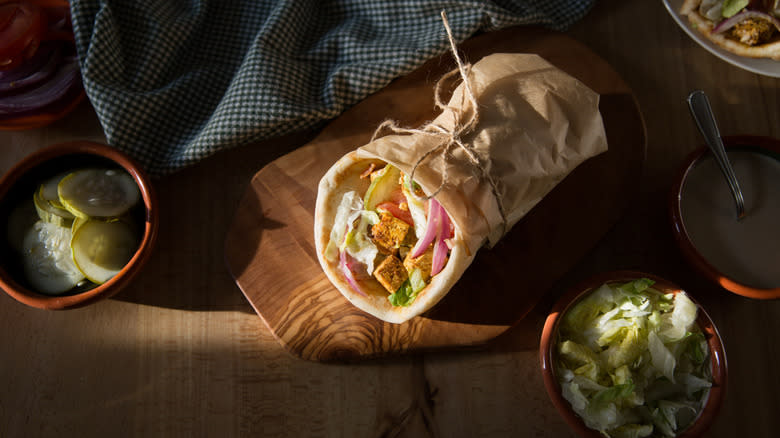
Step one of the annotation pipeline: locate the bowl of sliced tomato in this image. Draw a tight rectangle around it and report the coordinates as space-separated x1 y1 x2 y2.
1 0 86 130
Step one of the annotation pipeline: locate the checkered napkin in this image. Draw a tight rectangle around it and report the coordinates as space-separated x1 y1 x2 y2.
69 0 594 176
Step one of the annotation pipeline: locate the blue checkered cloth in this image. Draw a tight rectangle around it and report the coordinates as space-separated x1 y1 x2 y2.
70 0 595 176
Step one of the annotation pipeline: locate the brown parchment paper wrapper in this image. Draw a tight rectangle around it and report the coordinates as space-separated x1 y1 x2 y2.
358 53 607 254
314 53 607 323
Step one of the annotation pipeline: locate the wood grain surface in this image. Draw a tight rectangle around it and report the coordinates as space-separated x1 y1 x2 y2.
1 2 780 437
223 27 646 361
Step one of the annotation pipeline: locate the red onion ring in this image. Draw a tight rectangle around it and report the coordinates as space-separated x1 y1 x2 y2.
0 42 61 93
430 200 454 275
339 250 367 296
712 9 780 34
410 198 441 258
431 223 448 276
0 58 79 115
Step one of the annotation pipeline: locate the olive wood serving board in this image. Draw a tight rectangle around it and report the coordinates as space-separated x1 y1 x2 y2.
224 27 646 362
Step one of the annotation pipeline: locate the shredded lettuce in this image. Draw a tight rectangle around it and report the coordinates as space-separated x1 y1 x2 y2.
325 191 362 262
648 331 677 383
402 174 427 239
326 190 380 275
408 268 426 292
343 210 379 275
658 292 697 342
610 423 654 438
388 268 425 307
555 279 712 437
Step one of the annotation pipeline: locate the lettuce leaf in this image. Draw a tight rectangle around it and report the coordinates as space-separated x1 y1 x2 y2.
610 424 653 438
343 210 380 275
326 190 381 276
648 330 677 383
592 383 635 404
325 190 362 262
561 381 589 412
402 174 428 239
388 280 415 307
658 291 697 342
554 279 712 437
388 269 426 307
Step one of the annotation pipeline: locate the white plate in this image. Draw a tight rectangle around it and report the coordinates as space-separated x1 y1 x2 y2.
662 0 780 78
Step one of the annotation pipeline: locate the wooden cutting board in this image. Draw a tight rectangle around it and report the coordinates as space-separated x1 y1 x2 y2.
224 27 646 362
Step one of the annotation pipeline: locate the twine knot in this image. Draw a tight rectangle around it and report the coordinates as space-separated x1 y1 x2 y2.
370 10 508 236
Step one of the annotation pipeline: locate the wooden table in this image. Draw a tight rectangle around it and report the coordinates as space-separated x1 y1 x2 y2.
1 2 778 436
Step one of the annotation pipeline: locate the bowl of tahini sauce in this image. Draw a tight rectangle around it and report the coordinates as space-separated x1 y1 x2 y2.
670 135 780 299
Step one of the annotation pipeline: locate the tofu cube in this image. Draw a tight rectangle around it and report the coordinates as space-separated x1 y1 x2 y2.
403 246 434 280
373 255 408 293
370 213 410 254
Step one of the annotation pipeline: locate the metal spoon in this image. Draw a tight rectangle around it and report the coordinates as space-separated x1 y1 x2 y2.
687 90 746 220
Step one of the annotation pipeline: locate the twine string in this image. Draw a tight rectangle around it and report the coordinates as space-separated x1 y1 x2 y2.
370 10 507 235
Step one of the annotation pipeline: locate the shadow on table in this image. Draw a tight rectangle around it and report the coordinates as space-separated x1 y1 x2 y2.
111 129 320 312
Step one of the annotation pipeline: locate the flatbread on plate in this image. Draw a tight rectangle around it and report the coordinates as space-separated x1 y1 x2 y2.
681 0 780 60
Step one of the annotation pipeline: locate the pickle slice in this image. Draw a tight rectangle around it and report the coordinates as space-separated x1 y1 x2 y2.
70 218 139 284
364 164 401 211
40 172 70 206
58 169 140 218
22 220 85 295
33 188 75 227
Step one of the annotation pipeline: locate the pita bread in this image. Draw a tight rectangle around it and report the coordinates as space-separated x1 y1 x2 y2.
314 152 474 324
681 0 780 60
314 53 607 324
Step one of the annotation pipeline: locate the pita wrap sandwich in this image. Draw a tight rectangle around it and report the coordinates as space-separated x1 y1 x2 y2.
681 0 780 60
314 53 608 324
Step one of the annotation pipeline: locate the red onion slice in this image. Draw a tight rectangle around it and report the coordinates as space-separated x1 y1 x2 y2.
0 57 79 115
0 42 61 93
410 198 441 258
339 250 366 296
430 201 453 276
712 9 780 34
431 225 448 276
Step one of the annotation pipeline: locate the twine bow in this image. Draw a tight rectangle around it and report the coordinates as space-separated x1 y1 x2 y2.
370 10 508 236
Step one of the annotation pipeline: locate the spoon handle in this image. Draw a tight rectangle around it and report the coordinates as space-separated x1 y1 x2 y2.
687 90 746 220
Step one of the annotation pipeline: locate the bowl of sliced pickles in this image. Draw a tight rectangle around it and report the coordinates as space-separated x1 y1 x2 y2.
0 141 158 309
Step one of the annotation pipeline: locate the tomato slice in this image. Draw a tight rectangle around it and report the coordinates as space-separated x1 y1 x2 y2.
0 2 45 70
376 201 414 226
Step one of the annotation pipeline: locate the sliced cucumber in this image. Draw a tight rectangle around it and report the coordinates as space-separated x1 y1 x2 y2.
58 168 140 219
33 188 75 227
363 164 401 211
70 218 139 284
22 220 86 295
40 172 70 204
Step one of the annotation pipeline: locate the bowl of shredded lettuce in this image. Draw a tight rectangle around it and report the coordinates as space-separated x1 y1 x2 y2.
540 271 727 438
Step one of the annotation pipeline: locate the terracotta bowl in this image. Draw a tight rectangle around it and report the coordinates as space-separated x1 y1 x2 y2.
669 135 780 299
0 141 158 309
540 270 727 438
